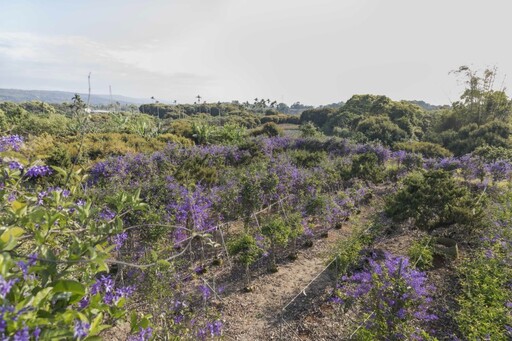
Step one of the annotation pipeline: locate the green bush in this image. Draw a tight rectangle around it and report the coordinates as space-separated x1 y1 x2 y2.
455 245 512 340
289 149 326 168
473 144 512 162
261 215 291 271
228 234 263 287
0 159 149 338
299 121 322 138
251 122 283 137
394 141 452 158
407 237 434 270
356 115 408 146
45 144 72 168
385 170 484 231
350 152 385 183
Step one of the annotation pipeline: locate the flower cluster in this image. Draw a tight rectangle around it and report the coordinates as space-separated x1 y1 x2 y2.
111 231 128 251
0 275 17 299
0 135 23 152
81 275 135 307
128 327 153 341
73 320 90 339
333 252 436 339
8 161 23 171
25 165 53 178
197 320 223 339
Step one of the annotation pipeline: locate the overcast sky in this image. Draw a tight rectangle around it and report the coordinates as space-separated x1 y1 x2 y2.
0 0 511 105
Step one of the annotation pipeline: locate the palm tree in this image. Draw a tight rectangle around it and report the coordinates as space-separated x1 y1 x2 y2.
151 96 160 119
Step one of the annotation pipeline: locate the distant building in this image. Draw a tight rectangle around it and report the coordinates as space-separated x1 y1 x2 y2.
85 107 111 114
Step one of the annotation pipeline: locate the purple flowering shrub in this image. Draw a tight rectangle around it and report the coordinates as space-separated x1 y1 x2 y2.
332 252 437 340
137 249 224 339
0 135 23 152
0 159 150 339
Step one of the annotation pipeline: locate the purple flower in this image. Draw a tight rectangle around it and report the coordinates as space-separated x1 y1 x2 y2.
73 320 90 339
174 315 184 324
333 252 436 335
99 208 116 221
206 320 223 337
0 135 23 152
0 275 17 298
198 284 211 301
33 327 41 340
90 275 114 295
197 327 207 340
111 232 128 251
128 327 153 341
16 253 37 279
8 192 16 202
25 165 52 178
330 296 344 304
89 274 134 305
78 296 89 310
13 326 29 341
8 161 23 171
37 191 48 205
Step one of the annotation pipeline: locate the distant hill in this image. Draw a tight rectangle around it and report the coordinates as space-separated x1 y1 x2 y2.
406 100 447 111
0 88 150 106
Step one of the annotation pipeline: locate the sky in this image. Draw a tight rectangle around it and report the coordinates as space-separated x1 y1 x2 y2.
0 0 511 106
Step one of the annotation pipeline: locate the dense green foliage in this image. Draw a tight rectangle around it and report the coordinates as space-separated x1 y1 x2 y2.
385 170 484 231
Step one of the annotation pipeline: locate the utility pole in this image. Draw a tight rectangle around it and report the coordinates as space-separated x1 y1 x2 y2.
109 85 113 112
196 95 202 103
87 72 91 108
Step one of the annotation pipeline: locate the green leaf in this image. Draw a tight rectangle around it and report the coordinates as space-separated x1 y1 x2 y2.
0 227 25 243
51 165 68 177
31 287 53 306
11 200 26 211
84 336 103 341
89 313 104 335
52 280 85 295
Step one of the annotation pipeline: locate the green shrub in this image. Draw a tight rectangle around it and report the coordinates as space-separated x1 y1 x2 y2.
261 215 291 271
356 115 408 146
455 245 512 340
473 144 512 162
228 234 263 287
0 159 150 338
394 141 452 158
289 149 327 168
385 170 484 231
407 237 434 270
251 122 283 137
299 121 322 138
350 152 385 183
45 144 72 168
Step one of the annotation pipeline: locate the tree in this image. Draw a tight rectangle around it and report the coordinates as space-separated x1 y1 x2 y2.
300 107 335 128
356 115 407 146
451 66 512 126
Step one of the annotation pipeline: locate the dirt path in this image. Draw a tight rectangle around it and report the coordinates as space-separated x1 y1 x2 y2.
219 223 355 340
